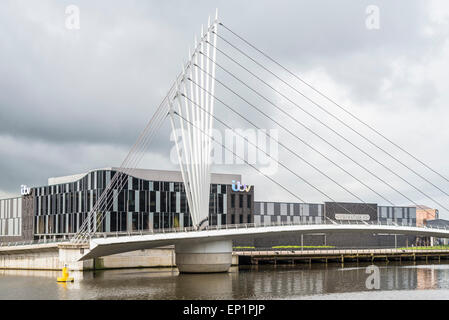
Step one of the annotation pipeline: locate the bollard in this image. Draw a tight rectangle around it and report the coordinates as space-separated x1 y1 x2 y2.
57 265 74 283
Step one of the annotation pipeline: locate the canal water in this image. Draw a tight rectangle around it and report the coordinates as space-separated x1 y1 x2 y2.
1 262 449 299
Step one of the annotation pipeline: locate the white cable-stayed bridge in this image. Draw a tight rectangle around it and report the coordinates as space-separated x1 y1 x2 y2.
67 11 449 273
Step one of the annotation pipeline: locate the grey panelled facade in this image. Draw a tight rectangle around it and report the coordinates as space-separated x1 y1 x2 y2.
0 197 22 237
378 206 416 226
248 201 418 248
253 202 323 225
227 186 254 225
253 201 417 227
0 195 34 243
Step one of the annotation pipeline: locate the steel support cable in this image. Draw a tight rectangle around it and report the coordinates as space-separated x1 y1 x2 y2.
76 37 212 240
218 23 449 191
74 94 172 241
73 30 214 241
75 113 168 242
74 105 170 242
74 97 170 235
181 91 380 217
214 33 449 200
87 109 169 239
74 92 171 235
183 83 380 217
77 104 169 239
191 60 441 217
175 104 365 218
77 63 216 240
194 59 395 206
201 42 449 214
173 111 310 207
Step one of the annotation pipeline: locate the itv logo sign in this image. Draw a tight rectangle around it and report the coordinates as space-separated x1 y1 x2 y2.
231 180 251 192
21 185 31 196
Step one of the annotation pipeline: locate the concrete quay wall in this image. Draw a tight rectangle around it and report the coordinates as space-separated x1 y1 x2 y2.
0 243 239 271
0 244 175 271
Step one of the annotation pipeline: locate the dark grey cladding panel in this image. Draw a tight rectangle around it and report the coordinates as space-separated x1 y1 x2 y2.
254 202 262 215
309 204 317 217
294 203 300 216
325 202 378 221
21 194 35 241
274 203 280 215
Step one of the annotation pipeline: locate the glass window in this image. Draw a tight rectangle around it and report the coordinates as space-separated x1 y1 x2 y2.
239 194 243 208
218 194 224 214
180 193 187 213
132 212 139 231
142 212 149 230
119 212 127 232
128 190 135 212
110 212 118 232
133 178 139 190
163 212 170 229
161 192 167 212
183 213 191 227
154 213 160 229
150 191 156 212
118 190 126 212
170 192 177 213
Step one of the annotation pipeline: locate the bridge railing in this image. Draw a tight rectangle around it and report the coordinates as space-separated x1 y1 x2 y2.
0 237 70 248
83 218 449 241
2 219 447 248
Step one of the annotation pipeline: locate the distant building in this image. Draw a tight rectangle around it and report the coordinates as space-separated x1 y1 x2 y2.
249 201 417 248
424 219 449 246
416 205 439 227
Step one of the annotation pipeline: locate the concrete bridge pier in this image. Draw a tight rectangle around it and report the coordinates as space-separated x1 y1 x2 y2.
175 240 232 273
58 244 92 271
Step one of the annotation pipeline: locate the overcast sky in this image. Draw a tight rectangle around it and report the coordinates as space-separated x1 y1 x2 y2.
1 1 449 217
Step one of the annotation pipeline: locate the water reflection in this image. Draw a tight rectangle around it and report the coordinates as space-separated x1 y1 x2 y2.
1 262 449 299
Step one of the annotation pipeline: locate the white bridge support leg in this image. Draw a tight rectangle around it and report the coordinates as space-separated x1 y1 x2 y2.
169 11 219 229
175 240 232 273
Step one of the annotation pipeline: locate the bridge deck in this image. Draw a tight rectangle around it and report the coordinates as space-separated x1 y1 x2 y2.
79 223 449 261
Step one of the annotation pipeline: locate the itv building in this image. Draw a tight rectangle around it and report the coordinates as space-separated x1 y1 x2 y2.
0 167 419 248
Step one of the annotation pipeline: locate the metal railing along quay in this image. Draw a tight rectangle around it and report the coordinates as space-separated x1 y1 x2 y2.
84 219 449 242
2 219 448 248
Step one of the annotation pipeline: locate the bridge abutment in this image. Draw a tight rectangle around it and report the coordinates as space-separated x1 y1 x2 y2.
58 244 93 271
175 240 233 273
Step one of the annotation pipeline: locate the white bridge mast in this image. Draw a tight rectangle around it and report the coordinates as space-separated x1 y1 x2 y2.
169 10 219 229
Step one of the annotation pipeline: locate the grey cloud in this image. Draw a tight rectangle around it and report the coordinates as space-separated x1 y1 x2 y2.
1 0 449 217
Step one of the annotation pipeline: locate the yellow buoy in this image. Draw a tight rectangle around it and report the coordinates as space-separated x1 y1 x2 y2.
57 266 74 282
